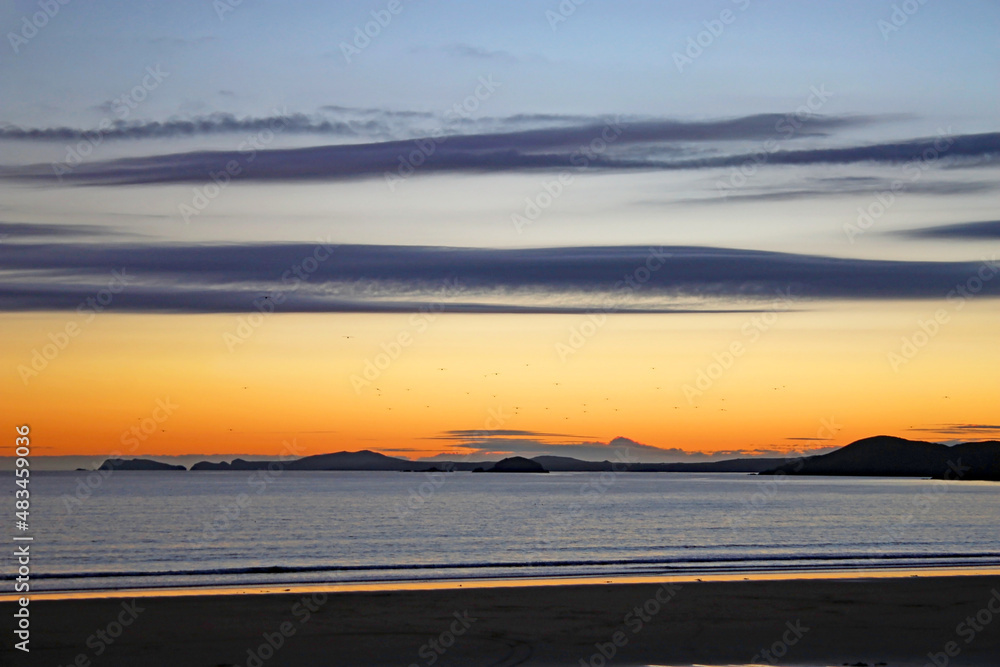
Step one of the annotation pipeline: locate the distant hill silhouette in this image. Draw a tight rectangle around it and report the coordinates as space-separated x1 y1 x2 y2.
189 450 486 472
187 452 790 473
761 435 1000 480
475 456 548 473
168 436 1000 480
532 456 614 472
98 458 185 471
288 450 414 471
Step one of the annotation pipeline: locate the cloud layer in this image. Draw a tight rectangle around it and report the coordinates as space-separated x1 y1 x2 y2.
899 220 1000 239
421 432 830 462
0 113 363 141
2 114 927 185
0 221 119 239
1 242 997 313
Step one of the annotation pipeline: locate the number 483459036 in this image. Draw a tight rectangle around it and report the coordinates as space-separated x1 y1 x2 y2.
15 425 30 527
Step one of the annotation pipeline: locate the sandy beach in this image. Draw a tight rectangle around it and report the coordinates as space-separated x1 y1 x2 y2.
3 571 999 666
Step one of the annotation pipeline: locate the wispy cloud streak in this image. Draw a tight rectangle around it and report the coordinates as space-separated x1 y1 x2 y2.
1 115 912 185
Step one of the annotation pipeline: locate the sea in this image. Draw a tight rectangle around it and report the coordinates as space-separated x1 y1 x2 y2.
9 470 1000 593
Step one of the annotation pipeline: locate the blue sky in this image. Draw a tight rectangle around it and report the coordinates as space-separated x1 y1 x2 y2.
3 0 998 130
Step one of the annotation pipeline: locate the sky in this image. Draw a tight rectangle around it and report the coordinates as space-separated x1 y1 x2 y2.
1 0 998 466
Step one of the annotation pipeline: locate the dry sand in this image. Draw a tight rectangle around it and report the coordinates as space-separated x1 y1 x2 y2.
3 572 999 666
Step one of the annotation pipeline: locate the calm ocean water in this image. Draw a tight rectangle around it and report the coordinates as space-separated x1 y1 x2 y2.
9 471 1000 592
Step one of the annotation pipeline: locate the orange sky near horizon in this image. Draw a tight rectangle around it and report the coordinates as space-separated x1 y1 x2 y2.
3 300 998 460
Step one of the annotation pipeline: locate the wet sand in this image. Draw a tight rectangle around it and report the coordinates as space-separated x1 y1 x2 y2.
3 571 999 666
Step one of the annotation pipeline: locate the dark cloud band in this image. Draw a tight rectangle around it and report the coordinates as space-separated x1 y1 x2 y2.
898 220 1000 239
0 243 996 312
0 114 905 185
